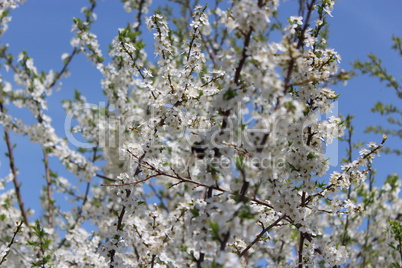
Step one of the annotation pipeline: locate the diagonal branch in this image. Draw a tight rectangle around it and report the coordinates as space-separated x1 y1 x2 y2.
239 214 287 258
102 149 275 210
0 89 30 230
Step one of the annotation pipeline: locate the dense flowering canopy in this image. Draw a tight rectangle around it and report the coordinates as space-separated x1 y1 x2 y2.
0 0 401 267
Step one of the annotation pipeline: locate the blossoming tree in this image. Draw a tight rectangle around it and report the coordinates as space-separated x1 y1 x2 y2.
0 0 401 267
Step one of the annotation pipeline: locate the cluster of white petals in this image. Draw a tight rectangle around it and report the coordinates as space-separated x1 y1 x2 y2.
0 1 401 267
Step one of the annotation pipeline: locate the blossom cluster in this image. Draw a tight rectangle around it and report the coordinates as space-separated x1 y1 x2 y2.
0 0 401 267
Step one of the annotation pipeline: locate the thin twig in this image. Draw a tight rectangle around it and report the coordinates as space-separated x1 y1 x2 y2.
234 28 253 85
284 0 317 92
102 149 275 210
240 214 286 258
0 221 24 265
96 173 117 182
42 150 54 227
0 89 30 230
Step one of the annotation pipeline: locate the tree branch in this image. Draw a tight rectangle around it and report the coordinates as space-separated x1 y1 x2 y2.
0 89 30 230
240 214 287 258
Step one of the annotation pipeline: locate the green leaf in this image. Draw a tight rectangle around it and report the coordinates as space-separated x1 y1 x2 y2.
223 88 237 100
209 220 220 241
234 156 244 170
390 263 401 268
238 206 255 220
74 89 81 101
190 207 199 217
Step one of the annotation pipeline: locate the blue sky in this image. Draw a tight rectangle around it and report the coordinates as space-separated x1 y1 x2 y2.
1 0 401 217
